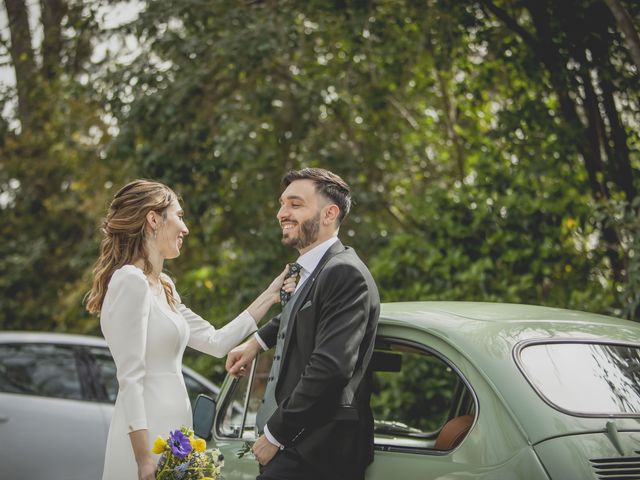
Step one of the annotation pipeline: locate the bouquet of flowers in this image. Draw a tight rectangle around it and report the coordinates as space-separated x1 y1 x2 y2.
152 426 224 480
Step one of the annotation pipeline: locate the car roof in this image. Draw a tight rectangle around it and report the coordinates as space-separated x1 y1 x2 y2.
379 301 640 358
0 331 218 391
3 301 637 355
379 302 640 442
0 331 108 347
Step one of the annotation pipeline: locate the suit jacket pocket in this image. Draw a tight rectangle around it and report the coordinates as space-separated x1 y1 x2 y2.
295 301 315 325
332 405 359 421
298 300 313 312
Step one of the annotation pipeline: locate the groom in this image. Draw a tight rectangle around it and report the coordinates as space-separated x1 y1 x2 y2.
226 168 380 480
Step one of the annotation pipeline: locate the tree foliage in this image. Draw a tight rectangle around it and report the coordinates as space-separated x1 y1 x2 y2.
1 1 639 379
0 0 127 331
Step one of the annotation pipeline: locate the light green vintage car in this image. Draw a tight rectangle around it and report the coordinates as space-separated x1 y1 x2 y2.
194 302 640 479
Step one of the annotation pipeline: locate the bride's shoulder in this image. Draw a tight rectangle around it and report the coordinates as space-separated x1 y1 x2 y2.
160 272 177 290
109 264 148 289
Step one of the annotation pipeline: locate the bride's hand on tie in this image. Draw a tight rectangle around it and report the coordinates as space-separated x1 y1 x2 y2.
265 265 297 305
282 269 297 293
245 265 299 330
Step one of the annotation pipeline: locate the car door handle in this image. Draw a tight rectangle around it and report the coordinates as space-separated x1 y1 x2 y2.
0 414 9 423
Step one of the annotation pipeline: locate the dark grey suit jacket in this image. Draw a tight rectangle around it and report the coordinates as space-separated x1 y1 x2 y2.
257 240 380 479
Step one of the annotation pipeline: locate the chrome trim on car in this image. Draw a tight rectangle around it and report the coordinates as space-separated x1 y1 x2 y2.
371 336 480 456
590 450 640 479
513 338 640 419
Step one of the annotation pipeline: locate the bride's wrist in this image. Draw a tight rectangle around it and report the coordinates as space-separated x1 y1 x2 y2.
136 452 154 464
260 288 279 305
247 290 277 320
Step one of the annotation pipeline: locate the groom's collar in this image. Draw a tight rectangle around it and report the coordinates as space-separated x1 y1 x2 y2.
296 236 339 275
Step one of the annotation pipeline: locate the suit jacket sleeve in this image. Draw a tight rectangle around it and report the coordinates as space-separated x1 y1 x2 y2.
256 313 281 350
266 261 371 445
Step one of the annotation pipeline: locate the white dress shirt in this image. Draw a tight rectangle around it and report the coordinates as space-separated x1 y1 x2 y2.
256 235 339 447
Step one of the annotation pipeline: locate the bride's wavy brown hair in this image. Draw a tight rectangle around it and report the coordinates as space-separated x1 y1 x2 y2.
85 179 179 314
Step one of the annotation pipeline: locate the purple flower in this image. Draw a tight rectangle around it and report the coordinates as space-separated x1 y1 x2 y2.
169 430 192 459
174 462 188 480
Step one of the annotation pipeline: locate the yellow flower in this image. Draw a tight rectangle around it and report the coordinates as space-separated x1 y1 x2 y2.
151 436 167 454
191 438 206 452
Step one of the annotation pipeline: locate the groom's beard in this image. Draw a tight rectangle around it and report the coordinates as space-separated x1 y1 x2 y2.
281 212 320 250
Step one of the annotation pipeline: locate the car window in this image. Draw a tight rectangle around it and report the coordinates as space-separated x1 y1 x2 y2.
88 346 218 408
88 347 119 402
517 341 640 416
370 338 476 451
217 368 250 439
217 349 273 441
0 344 84 401
184 373 217 407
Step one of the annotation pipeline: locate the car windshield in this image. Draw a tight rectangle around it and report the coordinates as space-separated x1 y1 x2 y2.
518 342 640 416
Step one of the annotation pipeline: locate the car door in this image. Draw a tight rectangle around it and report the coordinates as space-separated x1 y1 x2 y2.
0 342 108 480
365 327 549 480
207 333 484 480
207 326 549 480
364 333 480 479
208 349 273 479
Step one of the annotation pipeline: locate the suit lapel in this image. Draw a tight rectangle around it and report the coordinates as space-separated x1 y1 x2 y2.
280 240 346 365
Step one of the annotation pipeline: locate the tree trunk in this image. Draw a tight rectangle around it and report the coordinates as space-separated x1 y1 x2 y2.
4 0 38 131
581 7 638 203
482 0 610 200
483 0 627 280
578 64 611 198
570 43 617 201
599 73 636 202
435 68 465 182
603 0 640 73
525 0 610 200
40 0 67 80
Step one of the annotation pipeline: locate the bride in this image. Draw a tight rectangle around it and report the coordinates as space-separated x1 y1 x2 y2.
86 179 293 480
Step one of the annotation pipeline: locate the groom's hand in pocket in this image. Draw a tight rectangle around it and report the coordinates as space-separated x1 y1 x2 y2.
252 434 279 465
226 337 261 377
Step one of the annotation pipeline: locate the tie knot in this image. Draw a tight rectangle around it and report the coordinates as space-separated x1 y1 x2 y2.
286 262 302 279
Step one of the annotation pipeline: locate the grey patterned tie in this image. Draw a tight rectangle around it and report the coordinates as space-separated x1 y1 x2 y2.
280 262 302 306
255 264 302 434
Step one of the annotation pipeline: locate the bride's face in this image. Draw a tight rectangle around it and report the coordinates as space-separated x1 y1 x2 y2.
156 199 189 259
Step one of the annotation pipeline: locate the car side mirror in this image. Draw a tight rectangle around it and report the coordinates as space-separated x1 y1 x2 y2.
193 394 216 441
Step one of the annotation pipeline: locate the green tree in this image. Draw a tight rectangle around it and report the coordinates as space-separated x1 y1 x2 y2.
109 0 638 322
1 0 638 348
0 0 130 331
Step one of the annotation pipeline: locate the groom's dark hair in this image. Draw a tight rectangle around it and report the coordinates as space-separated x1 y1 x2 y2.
282 168 352 225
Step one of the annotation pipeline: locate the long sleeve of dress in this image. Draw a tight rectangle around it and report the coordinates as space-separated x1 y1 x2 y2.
164 275 258 357
100 266 151 432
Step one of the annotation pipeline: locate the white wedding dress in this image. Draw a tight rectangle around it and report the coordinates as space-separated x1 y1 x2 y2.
100 265 257 479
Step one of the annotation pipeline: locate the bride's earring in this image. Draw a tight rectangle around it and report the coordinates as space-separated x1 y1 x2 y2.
153 227 158 239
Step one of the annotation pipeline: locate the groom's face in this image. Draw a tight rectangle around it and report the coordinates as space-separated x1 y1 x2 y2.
277 179 323 251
